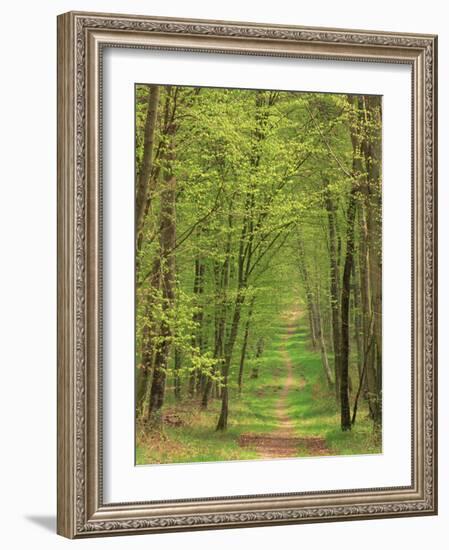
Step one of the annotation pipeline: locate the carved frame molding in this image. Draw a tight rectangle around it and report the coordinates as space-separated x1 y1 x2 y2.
57 11 437 538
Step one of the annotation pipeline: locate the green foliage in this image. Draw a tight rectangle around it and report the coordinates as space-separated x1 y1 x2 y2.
135 83 382 461
136 315 380 464
285 326 381 455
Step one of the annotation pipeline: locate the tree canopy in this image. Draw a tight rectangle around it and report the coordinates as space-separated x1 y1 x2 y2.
135 84 382 463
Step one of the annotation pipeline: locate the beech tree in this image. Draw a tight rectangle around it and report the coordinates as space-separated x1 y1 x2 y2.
135 84 382 437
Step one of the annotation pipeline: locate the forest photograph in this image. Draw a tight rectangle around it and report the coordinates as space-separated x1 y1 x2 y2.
135 83 382 465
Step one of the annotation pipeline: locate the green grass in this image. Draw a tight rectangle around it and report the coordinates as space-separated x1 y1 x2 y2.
284 326 381 456
136 329 290 465
136 314 381 465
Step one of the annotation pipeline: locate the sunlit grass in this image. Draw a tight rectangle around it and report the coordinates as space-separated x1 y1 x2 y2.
285 326 381 456
136 316 381 465
136 331 289 465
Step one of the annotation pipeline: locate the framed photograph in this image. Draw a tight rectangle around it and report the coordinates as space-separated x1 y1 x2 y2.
57 11 437 538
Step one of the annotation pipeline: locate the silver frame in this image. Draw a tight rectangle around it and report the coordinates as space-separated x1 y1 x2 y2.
57 11 438 538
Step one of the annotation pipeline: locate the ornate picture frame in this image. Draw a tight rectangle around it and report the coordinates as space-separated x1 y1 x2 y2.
57 11 437 538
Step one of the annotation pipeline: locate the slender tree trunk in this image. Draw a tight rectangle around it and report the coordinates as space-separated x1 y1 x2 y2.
360 96 382 426
174 347 182 400
237 296 255 394
315 297 334 387
189 257 205 397
137 262 161 415
216 191 251 430
216 290 245 430
297 231 332 385
136 85 160 254
339 94 370 432
325 190 341 399
147 110 177 426
147 184 176 422
139 87 178 421
250 337 264 379
202 215 231 409
359 203 380 421
352 260 364 381
135 86 161 417
340 186 357 431
297 233 318 349
307 308 317 348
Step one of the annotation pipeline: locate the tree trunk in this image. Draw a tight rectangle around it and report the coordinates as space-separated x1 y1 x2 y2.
297 233 318 349
250 337 264 379
202 221 231 409
189 257 205 397
339 186 357 431
147 108 177 426
135 86 161 416
136 85 160 254
360 95 382 425
237 296 255 394
147 179 176 423
325 191 342 399
352 260 364 381
216 290 245 431
297 231 332 386
137 262 161 415
174 347 182 400
315 298 334 387
339 94 367 432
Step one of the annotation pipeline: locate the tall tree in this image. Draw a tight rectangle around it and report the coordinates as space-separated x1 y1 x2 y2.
136 85 160 254
146 87 179 425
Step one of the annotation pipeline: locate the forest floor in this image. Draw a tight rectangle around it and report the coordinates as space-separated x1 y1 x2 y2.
136 307 381 465
238 309 330 458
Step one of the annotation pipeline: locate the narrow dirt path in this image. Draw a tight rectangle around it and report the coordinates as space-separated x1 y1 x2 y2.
238 309 330 459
